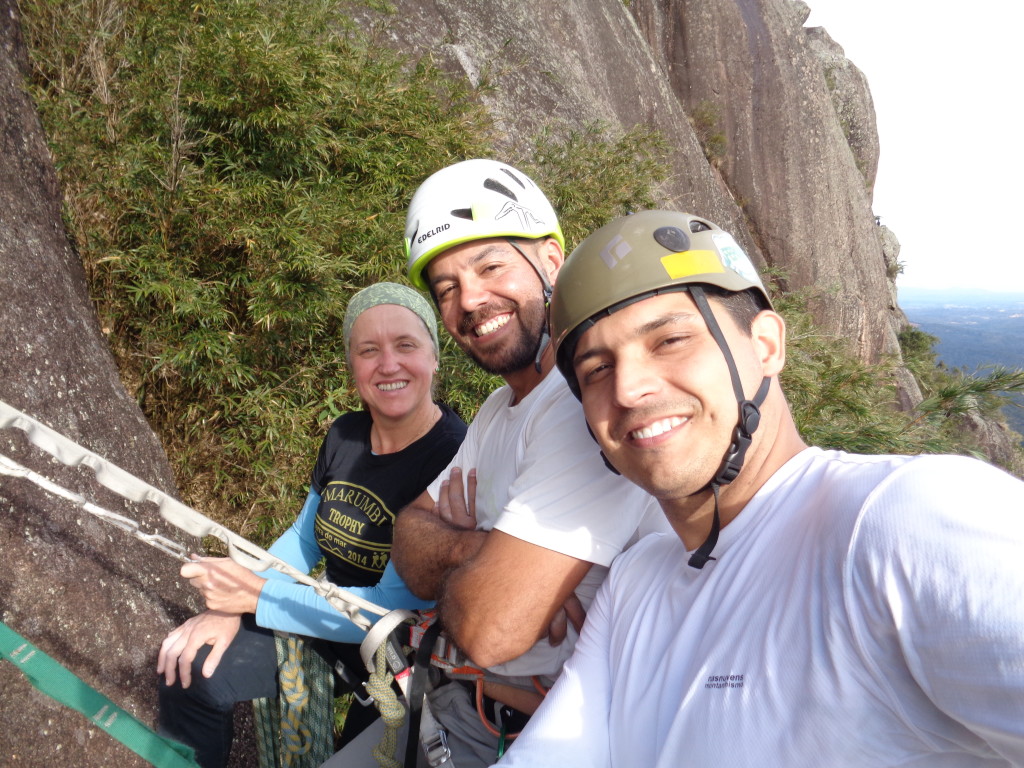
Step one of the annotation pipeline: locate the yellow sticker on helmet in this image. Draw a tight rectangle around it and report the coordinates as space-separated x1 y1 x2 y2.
660 250 724 279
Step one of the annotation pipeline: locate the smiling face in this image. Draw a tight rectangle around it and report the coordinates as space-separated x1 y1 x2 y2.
348 303 437 424
572 291 775 505
425 237 561 376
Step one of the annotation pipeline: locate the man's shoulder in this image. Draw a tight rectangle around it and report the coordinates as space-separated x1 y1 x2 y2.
608 533 681 584
519 367 577 410
769 449 974 495
473 381 516 416
785 450 1024 557
796 449 1019 496
522 369 585 422
467 370 580 433
862 452 1024 522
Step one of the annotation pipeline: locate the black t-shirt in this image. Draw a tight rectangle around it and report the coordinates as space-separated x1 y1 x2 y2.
310 404 466 587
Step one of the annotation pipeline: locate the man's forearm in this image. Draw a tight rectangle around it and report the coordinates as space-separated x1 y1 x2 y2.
391 507 486 599
436 530 594 668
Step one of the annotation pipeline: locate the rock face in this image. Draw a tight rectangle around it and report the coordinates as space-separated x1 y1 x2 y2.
631 0 902 362
0 0 1016 764
348 0 767 274
354 0 908 365
805 23 880 190
0 2 199 765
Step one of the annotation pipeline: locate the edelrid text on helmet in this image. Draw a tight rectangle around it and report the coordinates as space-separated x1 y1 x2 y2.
404 159 565 290
550 210 771 398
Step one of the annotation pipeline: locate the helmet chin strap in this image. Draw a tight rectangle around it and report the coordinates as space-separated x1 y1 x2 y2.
686 286 770 570
507 239 554 373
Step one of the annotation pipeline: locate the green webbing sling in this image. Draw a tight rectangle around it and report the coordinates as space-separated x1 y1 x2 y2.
0 620 201 768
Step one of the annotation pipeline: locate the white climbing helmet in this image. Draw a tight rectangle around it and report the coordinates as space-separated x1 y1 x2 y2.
404 159 565 290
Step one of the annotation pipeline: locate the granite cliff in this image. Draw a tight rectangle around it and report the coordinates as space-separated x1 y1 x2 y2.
0 0 1016 765
350 0 905 364
0 1 200 764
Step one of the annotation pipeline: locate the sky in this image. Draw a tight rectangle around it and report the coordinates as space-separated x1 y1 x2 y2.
803 1 1024 293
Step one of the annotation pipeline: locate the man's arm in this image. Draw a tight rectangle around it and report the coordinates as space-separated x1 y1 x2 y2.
852 456 1024 762
390 488 487 600
393 472 592 667
440 529 593 668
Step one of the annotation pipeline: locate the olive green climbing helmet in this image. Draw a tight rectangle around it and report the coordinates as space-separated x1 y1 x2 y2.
551 209 772 396
551 209 775 570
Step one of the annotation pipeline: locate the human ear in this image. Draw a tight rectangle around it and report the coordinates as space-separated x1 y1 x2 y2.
538 238 564 284
750 310 786 376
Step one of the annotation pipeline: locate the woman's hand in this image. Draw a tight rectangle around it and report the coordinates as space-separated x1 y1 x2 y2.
180 556 266 614
435 466 478 530
157 610 241 688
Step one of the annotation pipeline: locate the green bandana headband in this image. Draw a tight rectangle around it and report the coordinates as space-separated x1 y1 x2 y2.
342 282 439 358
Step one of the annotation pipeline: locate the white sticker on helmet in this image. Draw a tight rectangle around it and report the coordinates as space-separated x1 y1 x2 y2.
712 232 761 284
495 201 543 230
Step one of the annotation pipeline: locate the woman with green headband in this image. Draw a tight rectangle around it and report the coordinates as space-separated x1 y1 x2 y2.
157 283 467 768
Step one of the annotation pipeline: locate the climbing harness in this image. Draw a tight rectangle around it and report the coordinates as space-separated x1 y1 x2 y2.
398 611 546 747
0 399 455 767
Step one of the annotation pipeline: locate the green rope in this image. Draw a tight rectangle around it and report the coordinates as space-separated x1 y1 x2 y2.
254 633 334 768
0 620 201 768
279 635 313 765
364 641 406 768
252 694 280 767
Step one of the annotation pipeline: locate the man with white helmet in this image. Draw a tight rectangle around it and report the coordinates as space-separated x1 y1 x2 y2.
494 210 1024 767
388 160 664 766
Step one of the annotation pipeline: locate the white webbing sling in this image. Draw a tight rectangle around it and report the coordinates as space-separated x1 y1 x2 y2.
0 399 453 767
0 399 387 628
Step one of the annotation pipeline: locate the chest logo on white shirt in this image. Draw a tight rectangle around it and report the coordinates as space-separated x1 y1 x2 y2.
705 674 745 690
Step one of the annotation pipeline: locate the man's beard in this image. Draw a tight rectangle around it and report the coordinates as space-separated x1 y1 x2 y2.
458 296 546 376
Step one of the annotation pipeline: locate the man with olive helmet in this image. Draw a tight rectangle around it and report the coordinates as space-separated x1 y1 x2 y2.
495 210 1024 768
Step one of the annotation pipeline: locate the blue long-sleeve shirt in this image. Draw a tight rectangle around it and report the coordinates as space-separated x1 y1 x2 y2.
254 489 433 643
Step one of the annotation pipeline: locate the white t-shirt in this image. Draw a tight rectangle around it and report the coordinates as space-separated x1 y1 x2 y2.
498 448 1024 767
427 369 665 678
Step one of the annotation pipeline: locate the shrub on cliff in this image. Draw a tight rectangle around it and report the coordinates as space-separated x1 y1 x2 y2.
20 0 668 541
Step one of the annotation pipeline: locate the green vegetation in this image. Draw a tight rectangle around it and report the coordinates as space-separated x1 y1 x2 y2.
899 326 1024 427
22 0 496 543
780 292 952 455
527 121 667 247
781 292 1023 470
18 0 1024 554
18 0 671 543
690 100 727 167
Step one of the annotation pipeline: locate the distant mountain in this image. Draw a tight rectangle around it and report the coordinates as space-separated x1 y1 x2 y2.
899 288 1024 440
899 286 1024 311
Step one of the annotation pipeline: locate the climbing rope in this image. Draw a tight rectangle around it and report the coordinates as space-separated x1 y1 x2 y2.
254 634 334 768
365 640 407 768
280 636 313 761
0 400 457 767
